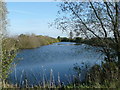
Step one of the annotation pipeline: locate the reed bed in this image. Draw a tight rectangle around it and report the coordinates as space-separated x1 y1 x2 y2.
3 61 120 89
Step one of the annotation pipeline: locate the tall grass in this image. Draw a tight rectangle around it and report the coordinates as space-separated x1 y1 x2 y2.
3 61 119 89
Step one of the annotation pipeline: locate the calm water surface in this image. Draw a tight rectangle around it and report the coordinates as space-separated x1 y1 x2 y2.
8 42 104 86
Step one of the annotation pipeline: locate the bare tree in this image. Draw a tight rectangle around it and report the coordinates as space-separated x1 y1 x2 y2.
53 1 120 67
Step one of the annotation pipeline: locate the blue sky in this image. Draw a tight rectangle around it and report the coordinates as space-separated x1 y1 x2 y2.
7 2 67 38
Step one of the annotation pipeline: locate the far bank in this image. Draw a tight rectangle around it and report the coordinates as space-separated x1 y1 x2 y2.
3 34 59 50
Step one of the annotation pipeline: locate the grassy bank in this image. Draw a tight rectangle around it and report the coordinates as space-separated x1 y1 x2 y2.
3 34 59 50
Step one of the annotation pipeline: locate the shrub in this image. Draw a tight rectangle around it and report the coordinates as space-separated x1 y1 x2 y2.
1 38 17 83
86 62 119 88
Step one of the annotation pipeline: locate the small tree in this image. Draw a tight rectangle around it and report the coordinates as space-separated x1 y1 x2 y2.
0 0 17 86
57 36 61 41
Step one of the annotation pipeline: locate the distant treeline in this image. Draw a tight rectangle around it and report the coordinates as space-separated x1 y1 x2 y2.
3 34 59 50
57 36 115 47
57 36 83 43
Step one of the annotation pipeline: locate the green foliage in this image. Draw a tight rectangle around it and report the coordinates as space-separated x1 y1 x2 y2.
57 36 83 43
74 37 83 43
68 60 119 88
0 1 17 87
82 37 115 47
86 62 119 88
1 38 17 81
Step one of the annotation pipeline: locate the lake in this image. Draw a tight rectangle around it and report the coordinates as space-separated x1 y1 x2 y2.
8 42 104 87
